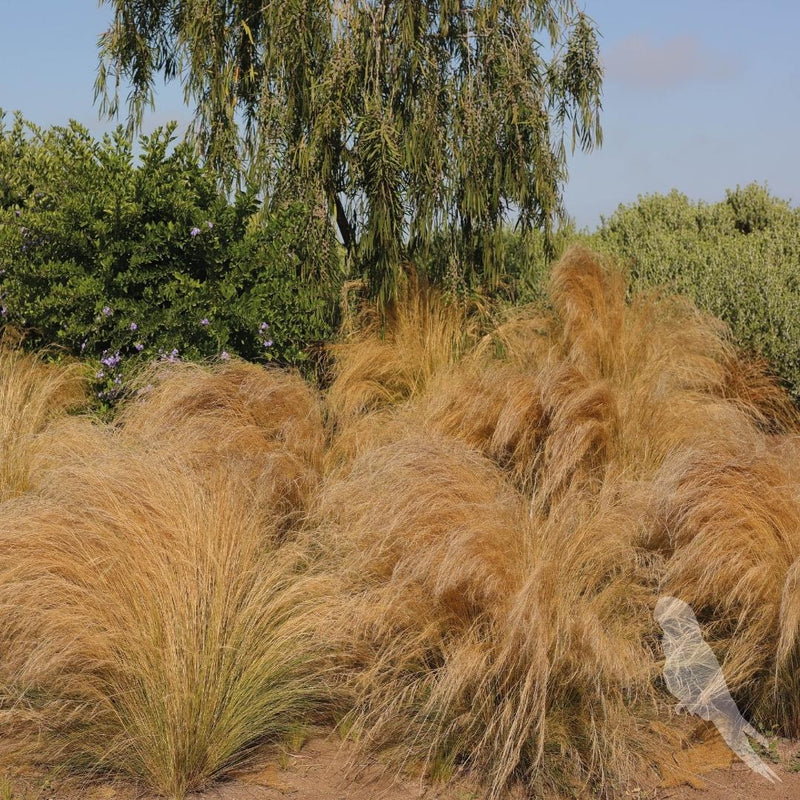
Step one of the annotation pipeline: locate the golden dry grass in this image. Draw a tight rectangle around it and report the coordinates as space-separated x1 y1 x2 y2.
118 360 325 532
3 246 800 799
324 282 486 459
0 453 327 797
312 435 662 798
648 439 800 733
0 360 329 798
316 245 800 796
0 345 87 501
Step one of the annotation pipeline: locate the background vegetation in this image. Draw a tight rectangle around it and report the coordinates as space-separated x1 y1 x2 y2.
96 0 602 305
3 111 799 406
0 113 341 401
590 183 800 401
3 112 799 405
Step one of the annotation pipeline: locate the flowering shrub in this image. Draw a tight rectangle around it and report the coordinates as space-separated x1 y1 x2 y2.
0 114 341 402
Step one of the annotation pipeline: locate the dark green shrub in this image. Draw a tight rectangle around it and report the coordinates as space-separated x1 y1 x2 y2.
0 114 341 403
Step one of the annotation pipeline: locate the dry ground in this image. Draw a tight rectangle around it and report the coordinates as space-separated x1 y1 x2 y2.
6 732 800 800
194 735 800 800
656 738 800 800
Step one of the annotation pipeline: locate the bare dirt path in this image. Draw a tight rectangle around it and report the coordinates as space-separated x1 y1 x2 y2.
8 733 800 799
654 736 800 800
188 735 800 800
187 737 480 800
191 735 800 800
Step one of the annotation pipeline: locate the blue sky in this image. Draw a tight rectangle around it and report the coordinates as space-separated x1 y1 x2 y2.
1 1 798 229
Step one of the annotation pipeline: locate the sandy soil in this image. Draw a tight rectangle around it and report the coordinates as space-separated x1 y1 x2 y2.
654 736 800 800
200 733 800 800
189 737 478 800
193 735 800 800
6 731 800 799
187 734 800 800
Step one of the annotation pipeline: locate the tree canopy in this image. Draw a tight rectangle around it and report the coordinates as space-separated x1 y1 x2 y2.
97 0 603 304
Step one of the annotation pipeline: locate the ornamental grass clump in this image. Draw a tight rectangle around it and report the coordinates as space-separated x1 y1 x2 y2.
325 281 486 464
0 449 327 798
312 433 661 798
319 245 800 797
0 344 86 502
117 360 325 531
0 360 330 798
648 440 800 735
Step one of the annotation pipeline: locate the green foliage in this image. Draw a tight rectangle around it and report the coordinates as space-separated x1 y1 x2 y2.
588 184 800 399
96 0 603 305
0 113 341 403
494 225 575 305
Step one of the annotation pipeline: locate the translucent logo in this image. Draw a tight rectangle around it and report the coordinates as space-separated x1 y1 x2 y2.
654 595 780 783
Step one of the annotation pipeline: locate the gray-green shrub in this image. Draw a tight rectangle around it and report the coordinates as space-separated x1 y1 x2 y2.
589 185 800 398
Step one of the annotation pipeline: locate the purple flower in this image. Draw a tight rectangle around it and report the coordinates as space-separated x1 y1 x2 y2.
102 306 112 316
263 339 273 348
134 342 144 352
95 370 105 379
100 350 121 368
190 226 201 237
80 340 87 352
200 318 210 326
129 322 138 331
114 376 122 385
206 220 214 229
160 348 180 363
220 351 230 361
259 321 269 332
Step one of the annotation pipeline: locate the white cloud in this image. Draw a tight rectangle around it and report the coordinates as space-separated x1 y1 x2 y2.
604 34 741 90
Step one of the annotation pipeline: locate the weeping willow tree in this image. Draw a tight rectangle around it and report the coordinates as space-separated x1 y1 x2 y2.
96 1 602 305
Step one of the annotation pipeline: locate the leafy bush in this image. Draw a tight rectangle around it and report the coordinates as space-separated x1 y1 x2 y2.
584 185 800 399
0 113 341 402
